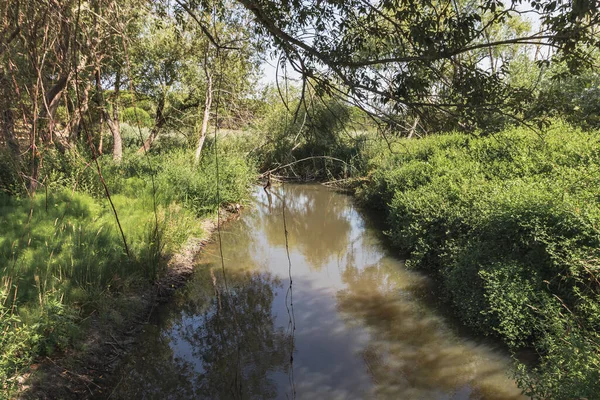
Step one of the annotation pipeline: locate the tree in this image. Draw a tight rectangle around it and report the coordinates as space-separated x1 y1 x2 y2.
0 0 146 188
131 0 258 156
225 0 599 133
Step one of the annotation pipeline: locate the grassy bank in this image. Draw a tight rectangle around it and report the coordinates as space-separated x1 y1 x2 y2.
0 138 256 396
356 121 600 398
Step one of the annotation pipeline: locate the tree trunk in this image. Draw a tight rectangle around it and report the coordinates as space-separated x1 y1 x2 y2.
96 68 104 155
94 64 123 162
98 123 104 154
194 73 212 165
483 30 496 75
137 95 165 154
69 80 92 141
407 116 419 139
111 69 122 162
41 73 70 144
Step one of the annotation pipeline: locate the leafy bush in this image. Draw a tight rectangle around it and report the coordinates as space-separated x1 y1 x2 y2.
155 147 255 215
356 120 600 398
121 107 154 128
120 122 150 149
0 148 22 195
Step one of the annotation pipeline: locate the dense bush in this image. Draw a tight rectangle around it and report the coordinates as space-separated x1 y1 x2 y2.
356 120 600 398
121 107 154 128
254 95 370 180
120 122 151 149
0 148 22 195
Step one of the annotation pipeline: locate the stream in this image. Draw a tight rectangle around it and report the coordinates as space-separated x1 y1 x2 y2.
109 184 525 400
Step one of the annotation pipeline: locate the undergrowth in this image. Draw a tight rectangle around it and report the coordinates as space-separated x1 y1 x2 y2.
0 139 255 396
356 120 600 399
252 96 371 180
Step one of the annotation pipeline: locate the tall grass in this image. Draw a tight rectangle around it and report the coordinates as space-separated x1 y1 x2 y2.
356 120 600 398
155 148 256 215
0 139 256 395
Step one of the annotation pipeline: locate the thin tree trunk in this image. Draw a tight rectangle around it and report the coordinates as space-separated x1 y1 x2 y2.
69 80 92 141
94 65 123 162
41 73 70 144
98 120 104 154
111 69 122 162
96 68 104 155
483 30 496 75
137 94 165 154
0 74 19 159
194 73 212 165
407 116 419 139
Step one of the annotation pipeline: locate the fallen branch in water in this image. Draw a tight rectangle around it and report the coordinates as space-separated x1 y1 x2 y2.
322 176 368 187
258 156 356 178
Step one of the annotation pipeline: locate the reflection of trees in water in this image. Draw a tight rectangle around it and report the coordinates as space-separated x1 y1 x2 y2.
336 262 523 400
186 271 289 399
257 185 353 269
113 269 291 400
110 325 201 398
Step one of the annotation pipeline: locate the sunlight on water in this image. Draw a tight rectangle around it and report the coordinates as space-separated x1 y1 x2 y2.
111 184 525 400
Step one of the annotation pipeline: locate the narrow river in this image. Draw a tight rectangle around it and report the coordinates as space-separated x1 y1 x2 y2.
110 184 525 399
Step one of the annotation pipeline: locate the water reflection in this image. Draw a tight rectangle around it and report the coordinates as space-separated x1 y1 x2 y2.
338 261 522 399
113 268 291 399
257 185 353 269
110 185 524 400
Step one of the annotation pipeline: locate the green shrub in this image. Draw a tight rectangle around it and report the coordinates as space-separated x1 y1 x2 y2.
357 120 600 398
120 122 151 150
155 148 255 215
0 148 23 195
121 107 153 128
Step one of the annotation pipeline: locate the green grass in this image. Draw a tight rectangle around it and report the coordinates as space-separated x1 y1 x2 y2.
0 141 256 395
356 120 600 399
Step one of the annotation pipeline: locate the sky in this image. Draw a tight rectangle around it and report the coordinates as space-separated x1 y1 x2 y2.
259 55 301 86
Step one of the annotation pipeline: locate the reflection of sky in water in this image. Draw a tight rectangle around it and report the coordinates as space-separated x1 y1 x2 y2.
111 185 525 400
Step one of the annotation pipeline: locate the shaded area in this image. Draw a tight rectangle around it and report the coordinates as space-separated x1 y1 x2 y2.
111 268 290 399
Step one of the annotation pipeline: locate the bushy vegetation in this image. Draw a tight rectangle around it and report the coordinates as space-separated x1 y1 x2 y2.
252 92 372 180
0 138 255 395
0 149 22 195
121 107 154 128
356 120 600 398
2 0 599 396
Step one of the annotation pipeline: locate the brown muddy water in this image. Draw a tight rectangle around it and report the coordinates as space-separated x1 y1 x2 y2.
109 184 525 400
